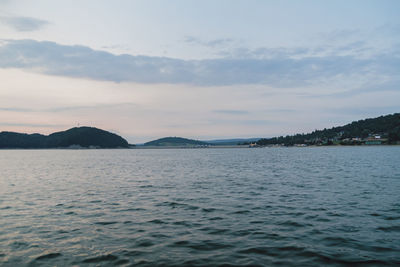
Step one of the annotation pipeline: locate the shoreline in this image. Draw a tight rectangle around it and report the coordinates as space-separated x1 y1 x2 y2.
0 144 399 150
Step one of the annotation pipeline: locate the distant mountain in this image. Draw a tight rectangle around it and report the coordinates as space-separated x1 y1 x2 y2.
206 138 261 145
0 127 129 148
144 137 209 147
257 113 400 146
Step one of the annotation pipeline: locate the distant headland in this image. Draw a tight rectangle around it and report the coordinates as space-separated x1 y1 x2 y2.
143 137 210 147
140 113 400 147
255 113 400 147
0 127 130 149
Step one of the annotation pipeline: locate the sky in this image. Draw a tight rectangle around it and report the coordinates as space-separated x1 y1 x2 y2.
0 0 399 143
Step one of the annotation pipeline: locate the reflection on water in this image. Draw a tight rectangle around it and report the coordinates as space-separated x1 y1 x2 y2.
0 147 399 266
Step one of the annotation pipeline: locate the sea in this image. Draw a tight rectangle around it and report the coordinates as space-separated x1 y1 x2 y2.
0 146 399 266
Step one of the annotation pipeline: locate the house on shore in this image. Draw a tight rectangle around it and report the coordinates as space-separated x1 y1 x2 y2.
365 135 387 145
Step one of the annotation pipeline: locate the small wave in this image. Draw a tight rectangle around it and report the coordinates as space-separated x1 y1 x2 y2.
56 229 69 234
134 260 151 265
150 233 169 238
64 211 76 215
250 232 282 240
277 220 308 228
239 245 305 258
10 241 29 249
84 212 106 217
315 217 330 222
231 229 253 237
173 240 190 246
208 216 223 221
287 212 306 217
148 219 168 224
383 216 400 221
295 250 365 265
326 211 345 217
207 228 230 235
249 220 264 224
82 254 118 263
137 240 154 247
34 252 62 261
377 225 400 232
276 246 304 252
239 247 279 257
317 257 396 266
310 207 327 211
120 207 146 212
321 236 355 247
173 221 192 227
369 245 396 252
94 221 118 225
139 185 154 188
305 215 318 220
122 250 147 257
232 210 250 214
187 241 233 251
114 259 130 265
182 259 219 266
308 229 323 235
202 207 217 212
384 208 400 213
156 201 195 209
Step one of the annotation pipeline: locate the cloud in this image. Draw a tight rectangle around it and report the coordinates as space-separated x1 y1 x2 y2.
0 16 49 31
0 107 34 112
0 39 399 89
0 122 64 128
218 46 312 59
303 77 400 98
213 110 249 115
0 103 138 113
206 118 279 126
45 102 139 112
184 36 235 48
323 106 400 117
317 29 361 43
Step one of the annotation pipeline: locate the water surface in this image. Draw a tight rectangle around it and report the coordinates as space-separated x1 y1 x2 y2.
0 147 399 266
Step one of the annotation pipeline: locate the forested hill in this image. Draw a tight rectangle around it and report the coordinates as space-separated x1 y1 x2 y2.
144 137 209 147
0 127 129 148
257 113 400 146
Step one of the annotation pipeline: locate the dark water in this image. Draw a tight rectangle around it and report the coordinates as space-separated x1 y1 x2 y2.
0 147 399 266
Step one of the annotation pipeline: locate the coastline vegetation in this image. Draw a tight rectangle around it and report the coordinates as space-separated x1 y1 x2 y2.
0 127 129 149
1 113 399 148
256 113 400 147
143 137 209 147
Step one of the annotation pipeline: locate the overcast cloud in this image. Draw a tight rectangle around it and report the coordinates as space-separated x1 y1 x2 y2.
0 16 49 31
0 39 398 90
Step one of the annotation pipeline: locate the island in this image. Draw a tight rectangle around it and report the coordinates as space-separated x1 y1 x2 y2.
0 127 130 149
143 137 210 147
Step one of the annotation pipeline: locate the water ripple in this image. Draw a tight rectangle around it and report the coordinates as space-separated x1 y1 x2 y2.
0 147 399 266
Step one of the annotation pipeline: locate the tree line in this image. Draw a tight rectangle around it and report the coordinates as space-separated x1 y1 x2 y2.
256 113 400 146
